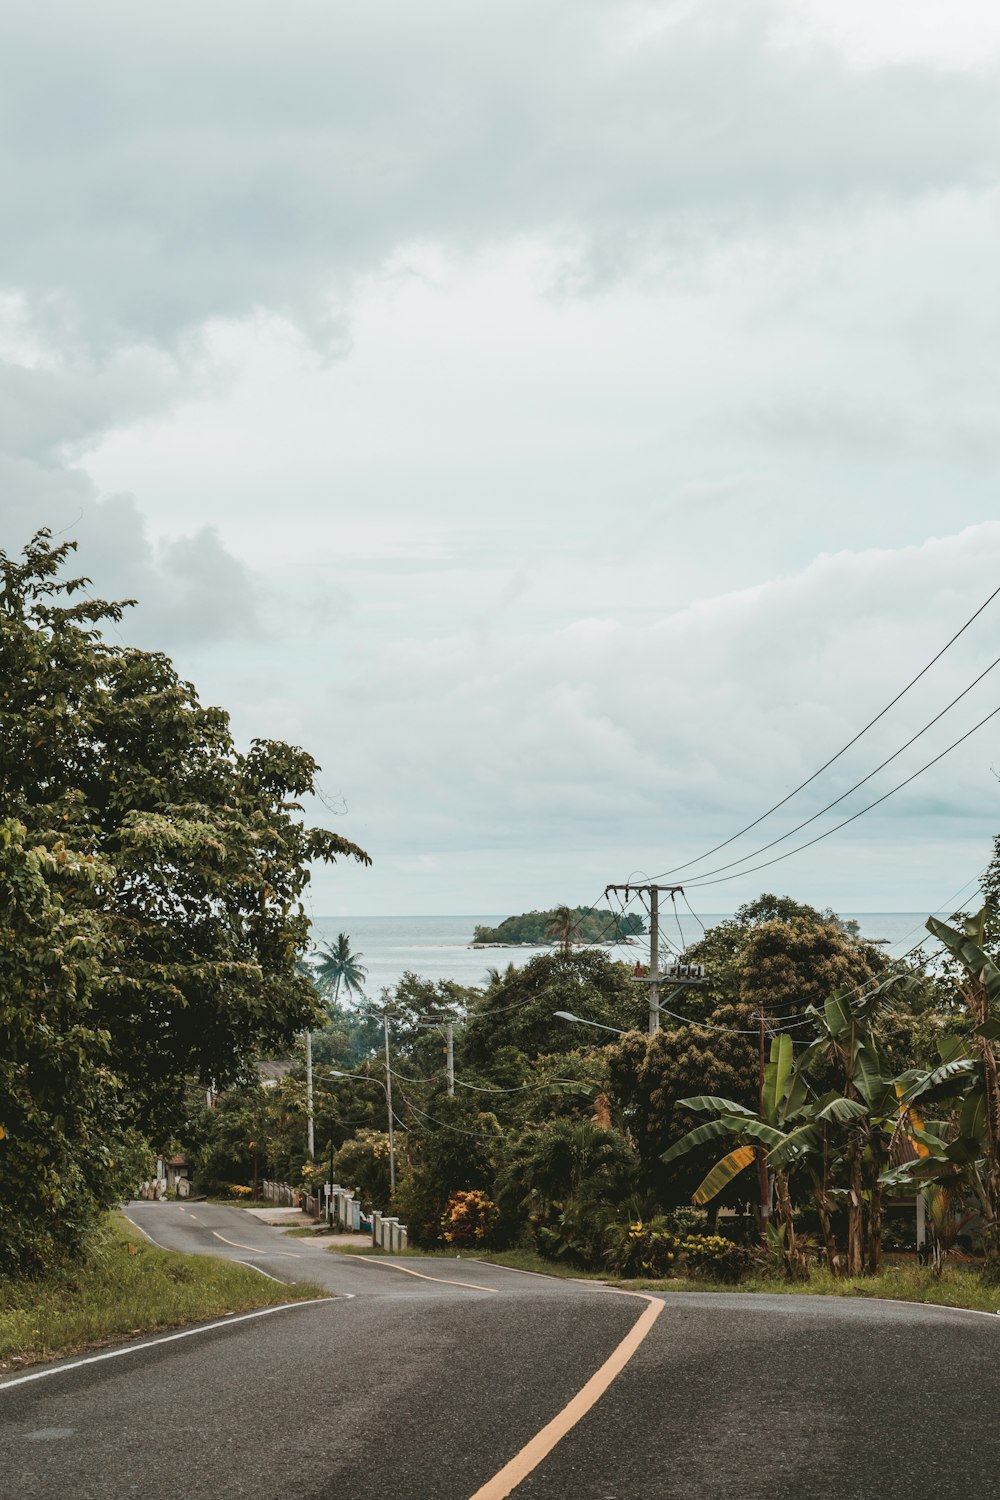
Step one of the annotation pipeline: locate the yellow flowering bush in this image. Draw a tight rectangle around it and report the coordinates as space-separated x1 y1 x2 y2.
441 1190 499 1248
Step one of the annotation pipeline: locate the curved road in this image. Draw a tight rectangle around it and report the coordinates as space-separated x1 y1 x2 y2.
1 1201 998 1499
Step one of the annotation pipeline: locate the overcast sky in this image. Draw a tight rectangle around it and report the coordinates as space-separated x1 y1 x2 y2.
2 0 999 918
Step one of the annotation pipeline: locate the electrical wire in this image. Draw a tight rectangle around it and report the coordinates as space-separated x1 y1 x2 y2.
401 1095 506 1139
454 1076 596 1094
644 579 1000 882
385 1063 443 1085
671 889 686 952
685 701 1000 890
657 653 1000 888
681 889 707 936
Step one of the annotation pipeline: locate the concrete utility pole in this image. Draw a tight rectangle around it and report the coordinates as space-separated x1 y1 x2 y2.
757 1000 769 1226
383 1012 396 1193
305 1029 315 1159
605 884 690 1035
445 1020 455 1096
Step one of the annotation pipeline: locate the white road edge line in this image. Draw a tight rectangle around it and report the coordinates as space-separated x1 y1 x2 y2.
211 1231 300 1258
0 1300 334 1393
241 1262 291 1285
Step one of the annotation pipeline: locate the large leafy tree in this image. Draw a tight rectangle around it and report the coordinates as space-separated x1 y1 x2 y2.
0 819 146 1273
461 949 644 1068
1 531 370 1258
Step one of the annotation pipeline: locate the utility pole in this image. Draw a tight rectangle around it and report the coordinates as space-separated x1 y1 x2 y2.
445 1020 455 1095
383 1011 396 1193
605 884 694 1035
305 1029 315 1159
757 999 770 1229
647 889 660 1035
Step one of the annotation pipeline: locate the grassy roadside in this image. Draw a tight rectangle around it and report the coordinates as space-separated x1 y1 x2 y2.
0 1212 325 1373
332 1243 1000 1312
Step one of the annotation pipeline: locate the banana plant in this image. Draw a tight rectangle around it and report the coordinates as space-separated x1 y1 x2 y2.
879 908 1000 1276
662 1031 814 1266
786 972 906 1274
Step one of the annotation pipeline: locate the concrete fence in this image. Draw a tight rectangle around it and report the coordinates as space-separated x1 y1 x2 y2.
261 1179 408 1251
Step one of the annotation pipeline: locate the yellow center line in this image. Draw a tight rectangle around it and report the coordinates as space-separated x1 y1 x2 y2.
467 1291 664 1500
211 1231 300 1258
351 1260 498 1294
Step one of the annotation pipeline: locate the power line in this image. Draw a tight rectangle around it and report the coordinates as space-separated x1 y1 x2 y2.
681 889 707 935
685 700 1000 890
659 650 1000 888
401 1095 506 1139
645 579 1000 882
454 1076 596 1094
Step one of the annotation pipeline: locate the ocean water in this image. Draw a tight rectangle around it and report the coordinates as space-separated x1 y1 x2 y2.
308 913 935 1001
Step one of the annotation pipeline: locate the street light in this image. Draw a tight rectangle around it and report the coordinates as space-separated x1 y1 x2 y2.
553 1011 627 1036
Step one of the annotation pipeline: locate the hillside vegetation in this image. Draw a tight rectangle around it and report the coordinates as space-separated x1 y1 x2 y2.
472 906 645 945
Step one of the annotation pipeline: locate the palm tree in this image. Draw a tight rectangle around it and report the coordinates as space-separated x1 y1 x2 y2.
313 933 368 1006
545 905 578 954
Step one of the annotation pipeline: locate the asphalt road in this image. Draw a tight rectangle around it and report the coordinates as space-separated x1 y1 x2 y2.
2 1202 999 1500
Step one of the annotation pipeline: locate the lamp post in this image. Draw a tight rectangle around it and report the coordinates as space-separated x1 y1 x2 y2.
552 1010 627 1035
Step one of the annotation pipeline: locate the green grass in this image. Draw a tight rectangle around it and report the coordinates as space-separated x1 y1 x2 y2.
632 1264 1000 1313
0 1212 326 1373
333 1243 1000 1312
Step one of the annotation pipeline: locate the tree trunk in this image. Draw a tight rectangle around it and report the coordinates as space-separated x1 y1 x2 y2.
866 1135 884 1275
974 988 1000 1280
810 1172 839 1269
867 1176 883 1275
774 1171 806 1279
846 1140 864 1277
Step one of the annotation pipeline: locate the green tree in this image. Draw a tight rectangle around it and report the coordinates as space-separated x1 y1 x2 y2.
0 534 371 1260
461 950 643 1068
311 933 368 1005
0 818 143 1274
0 531 371 1141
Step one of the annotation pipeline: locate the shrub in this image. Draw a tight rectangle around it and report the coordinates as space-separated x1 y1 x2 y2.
228 1184 253 1199
332 1131 393 1209
531 1201 616 1268
605 1218 679 1279
392 1167 448 1249
441 1190 500 1248
682 1234 756 1284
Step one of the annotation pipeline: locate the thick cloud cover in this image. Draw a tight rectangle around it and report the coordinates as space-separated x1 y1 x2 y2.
2 1 999 913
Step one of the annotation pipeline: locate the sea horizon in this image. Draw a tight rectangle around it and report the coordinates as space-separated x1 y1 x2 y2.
306 910 946 997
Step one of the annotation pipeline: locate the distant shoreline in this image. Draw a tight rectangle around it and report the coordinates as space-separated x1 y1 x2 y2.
470 938 641 949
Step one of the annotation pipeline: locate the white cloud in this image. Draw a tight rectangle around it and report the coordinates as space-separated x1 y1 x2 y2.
2 1 1000 914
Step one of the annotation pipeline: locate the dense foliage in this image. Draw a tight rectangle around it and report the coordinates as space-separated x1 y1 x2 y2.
0 531 369 1271
472 906 645 946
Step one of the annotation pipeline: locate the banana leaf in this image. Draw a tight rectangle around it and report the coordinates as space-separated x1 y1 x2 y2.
691 1145 756 1205
926 913 1000 1004
767 1122 821 1170
937 1035 971 1064
900 1057 977 1103
783 1069 810 1120
959 1087 987 1144
824 990 852 1039
676 1096 757 1118
661 1116 743 1165
852 1043 884 1107
762 1033 793 1122
815 1096 868 1124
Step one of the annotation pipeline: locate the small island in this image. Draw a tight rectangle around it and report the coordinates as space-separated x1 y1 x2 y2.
472 905 646 947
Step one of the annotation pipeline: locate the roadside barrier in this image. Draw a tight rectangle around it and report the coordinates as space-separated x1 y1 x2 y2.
261 1179 408 1251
